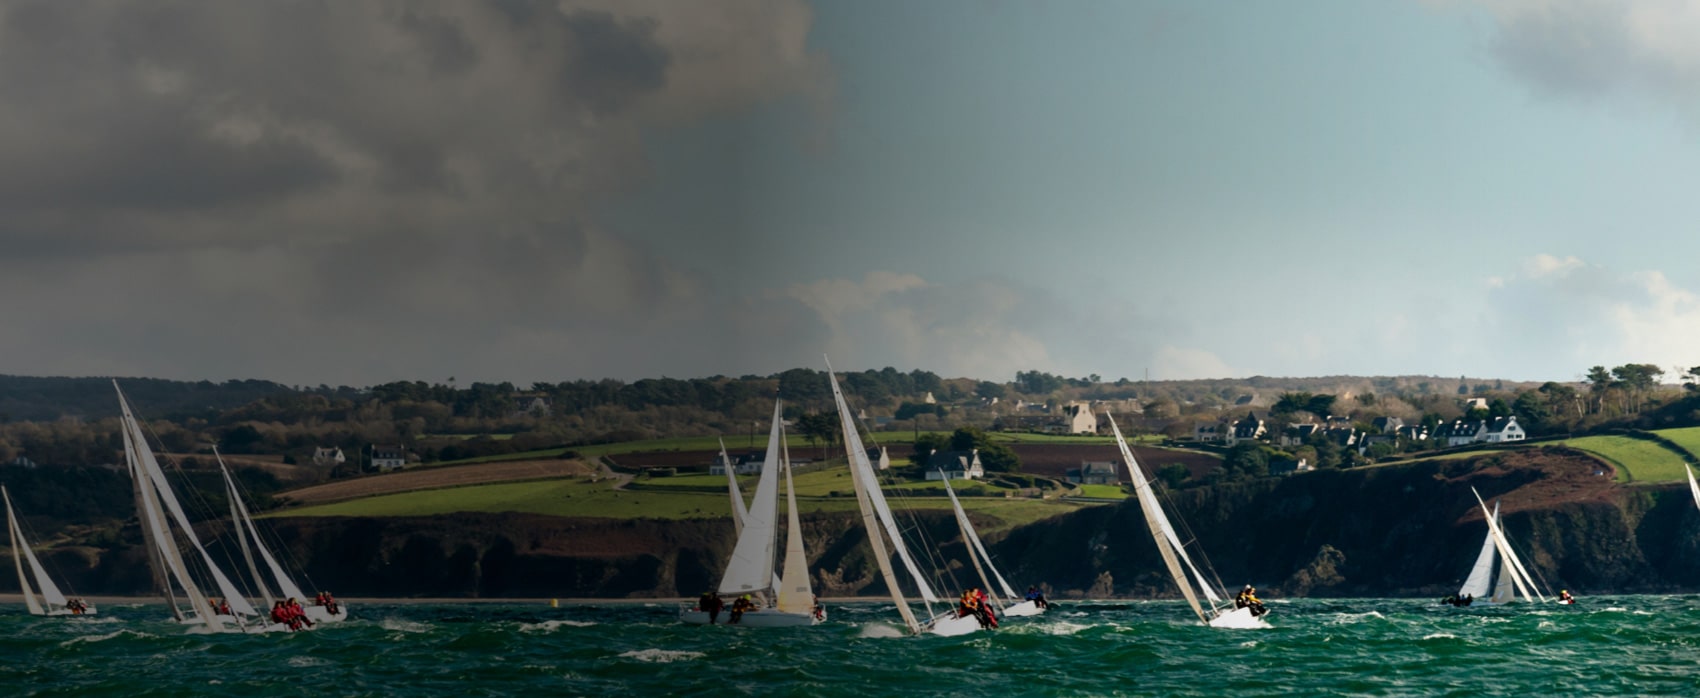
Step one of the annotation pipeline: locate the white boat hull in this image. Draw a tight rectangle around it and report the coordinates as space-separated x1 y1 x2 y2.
1001 600 1045 617
924 611 985 636
1208 606 1270 629
679 608 823 627
42 608 98 617
305 604 350 623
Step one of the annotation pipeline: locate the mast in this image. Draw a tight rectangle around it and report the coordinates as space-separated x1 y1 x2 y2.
1110 414 1208 624
827 357 921 634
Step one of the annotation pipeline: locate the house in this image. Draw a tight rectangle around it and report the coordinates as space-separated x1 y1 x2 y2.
923 392 937 405
1434 420 1487 447
1462 397 1490 412
924 449 984 480
1194 423 1226 443
1061 402 1098 434
1482 416 1526 443
1225 412 1266 446
709 451 764 476
1370 417 1404 434
1396 424 1431 441
1067 460 1120 485
371 445 410 472
1269 457 1311 475
6 455 37 469
311 447 346 466
1281 423 1323 447
994 402 1098 435
866 446 891 471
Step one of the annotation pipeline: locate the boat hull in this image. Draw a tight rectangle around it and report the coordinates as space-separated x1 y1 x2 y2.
1001 600 1045 617
924 612 985 636
306 604 350 623
1208 606 1270 629
679 608 823 627
42 607 98 617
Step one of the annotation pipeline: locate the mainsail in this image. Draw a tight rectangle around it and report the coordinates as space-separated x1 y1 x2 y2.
1458 500 1500 600
720 438 748 537
1687 463 1700 512
220 452 308 605
1109 413 1209 623
718 401 784 597
5 486 68 614
940 474 1017 603
1470 487 1545 603
827 358 922 634
774 434 815 616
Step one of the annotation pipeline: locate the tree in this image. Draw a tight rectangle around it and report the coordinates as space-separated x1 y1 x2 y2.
1305 394 1338 418
1684 366 1700 392
974 381 1007 401
1272 392 1314 417
1156 463 1189 490
793 413 839 454
944 427 1021 472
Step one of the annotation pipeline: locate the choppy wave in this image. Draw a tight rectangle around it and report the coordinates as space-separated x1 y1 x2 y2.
4 597 1696 696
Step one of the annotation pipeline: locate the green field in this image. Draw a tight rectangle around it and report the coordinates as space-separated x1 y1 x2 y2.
276 476 1099 532
1561 435 1689 483
1073 484 1129 499
428 429 1155 467
1653 426 1700 463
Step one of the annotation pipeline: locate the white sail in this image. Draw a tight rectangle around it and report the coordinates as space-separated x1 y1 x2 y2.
118 383 232 629
1458 501 1499 599
1489 544 1517 604
718 401 783 596
775 433 815 616
941 474 1018 602
827 358 921 634
120 404 223 630
6 488 46 615
1471 487 1544 602
221 455 308 604
720 438 748 536
1110 414 1209 623
1687 463 1700 512
941 474 1002 609
122 400 259 619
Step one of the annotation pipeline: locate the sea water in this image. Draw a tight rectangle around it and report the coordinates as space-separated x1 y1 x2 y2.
3 597 1700 696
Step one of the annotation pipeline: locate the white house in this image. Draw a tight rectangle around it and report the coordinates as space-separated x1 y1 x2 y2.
709 451 763 476
867 446 891 471
1280 423 1322 447
1225 412 1266 446
371 445 410 472
1482 416 1526 443
1434 420 1486 447
924 449 985 480
1061 402 1098 434
312 447 346 466
1195 422 1226 443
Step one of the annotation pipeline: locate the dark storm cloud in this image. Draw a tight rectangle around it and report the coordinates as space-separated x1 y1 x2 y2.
0 0 831 384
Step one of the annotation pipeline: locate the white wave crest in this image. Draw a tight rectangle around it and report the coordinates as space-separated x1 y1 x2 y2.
1422 633 1457 640
60 630 150 647
1328 611 1385 625
857 623 905 638
619 649 704 663
287 656 330 668
1036 621 1089 636
520 619 597 633
380 619 434 634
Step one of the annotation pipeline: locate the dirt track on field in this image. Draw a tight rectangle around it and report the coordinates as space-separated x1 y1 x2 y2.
276 459 596 505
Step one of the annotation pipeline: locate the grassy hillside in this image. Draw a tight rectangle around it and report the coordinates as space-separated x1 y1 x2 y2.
1560 435 1687 483
275 475 1100 532
1653 426 1700 462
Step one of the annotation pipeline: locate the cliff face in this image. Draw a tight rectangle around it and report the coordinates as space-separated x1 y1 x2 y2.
23 448 1700 598
996 447 1700 598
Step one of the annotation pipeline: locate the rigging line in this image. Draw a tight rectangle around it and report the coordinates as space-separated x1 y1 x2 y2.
848 398 960 598
135 406 264 605
1148 472 1230 595
220 452 320 595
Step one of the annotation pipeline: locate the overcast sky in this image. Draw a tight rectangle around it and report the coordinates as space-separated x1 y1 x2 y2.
3 0 1699 387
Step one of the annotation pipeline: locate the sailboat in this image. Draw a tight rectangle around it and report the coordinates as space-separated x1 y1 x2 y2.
215 449 348 623
938 473 1044 618
1458 487 1551 605
1108 413 1268 629
680 399 821 626
825 359 982 637
5 486 95 616
116 381 307 633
